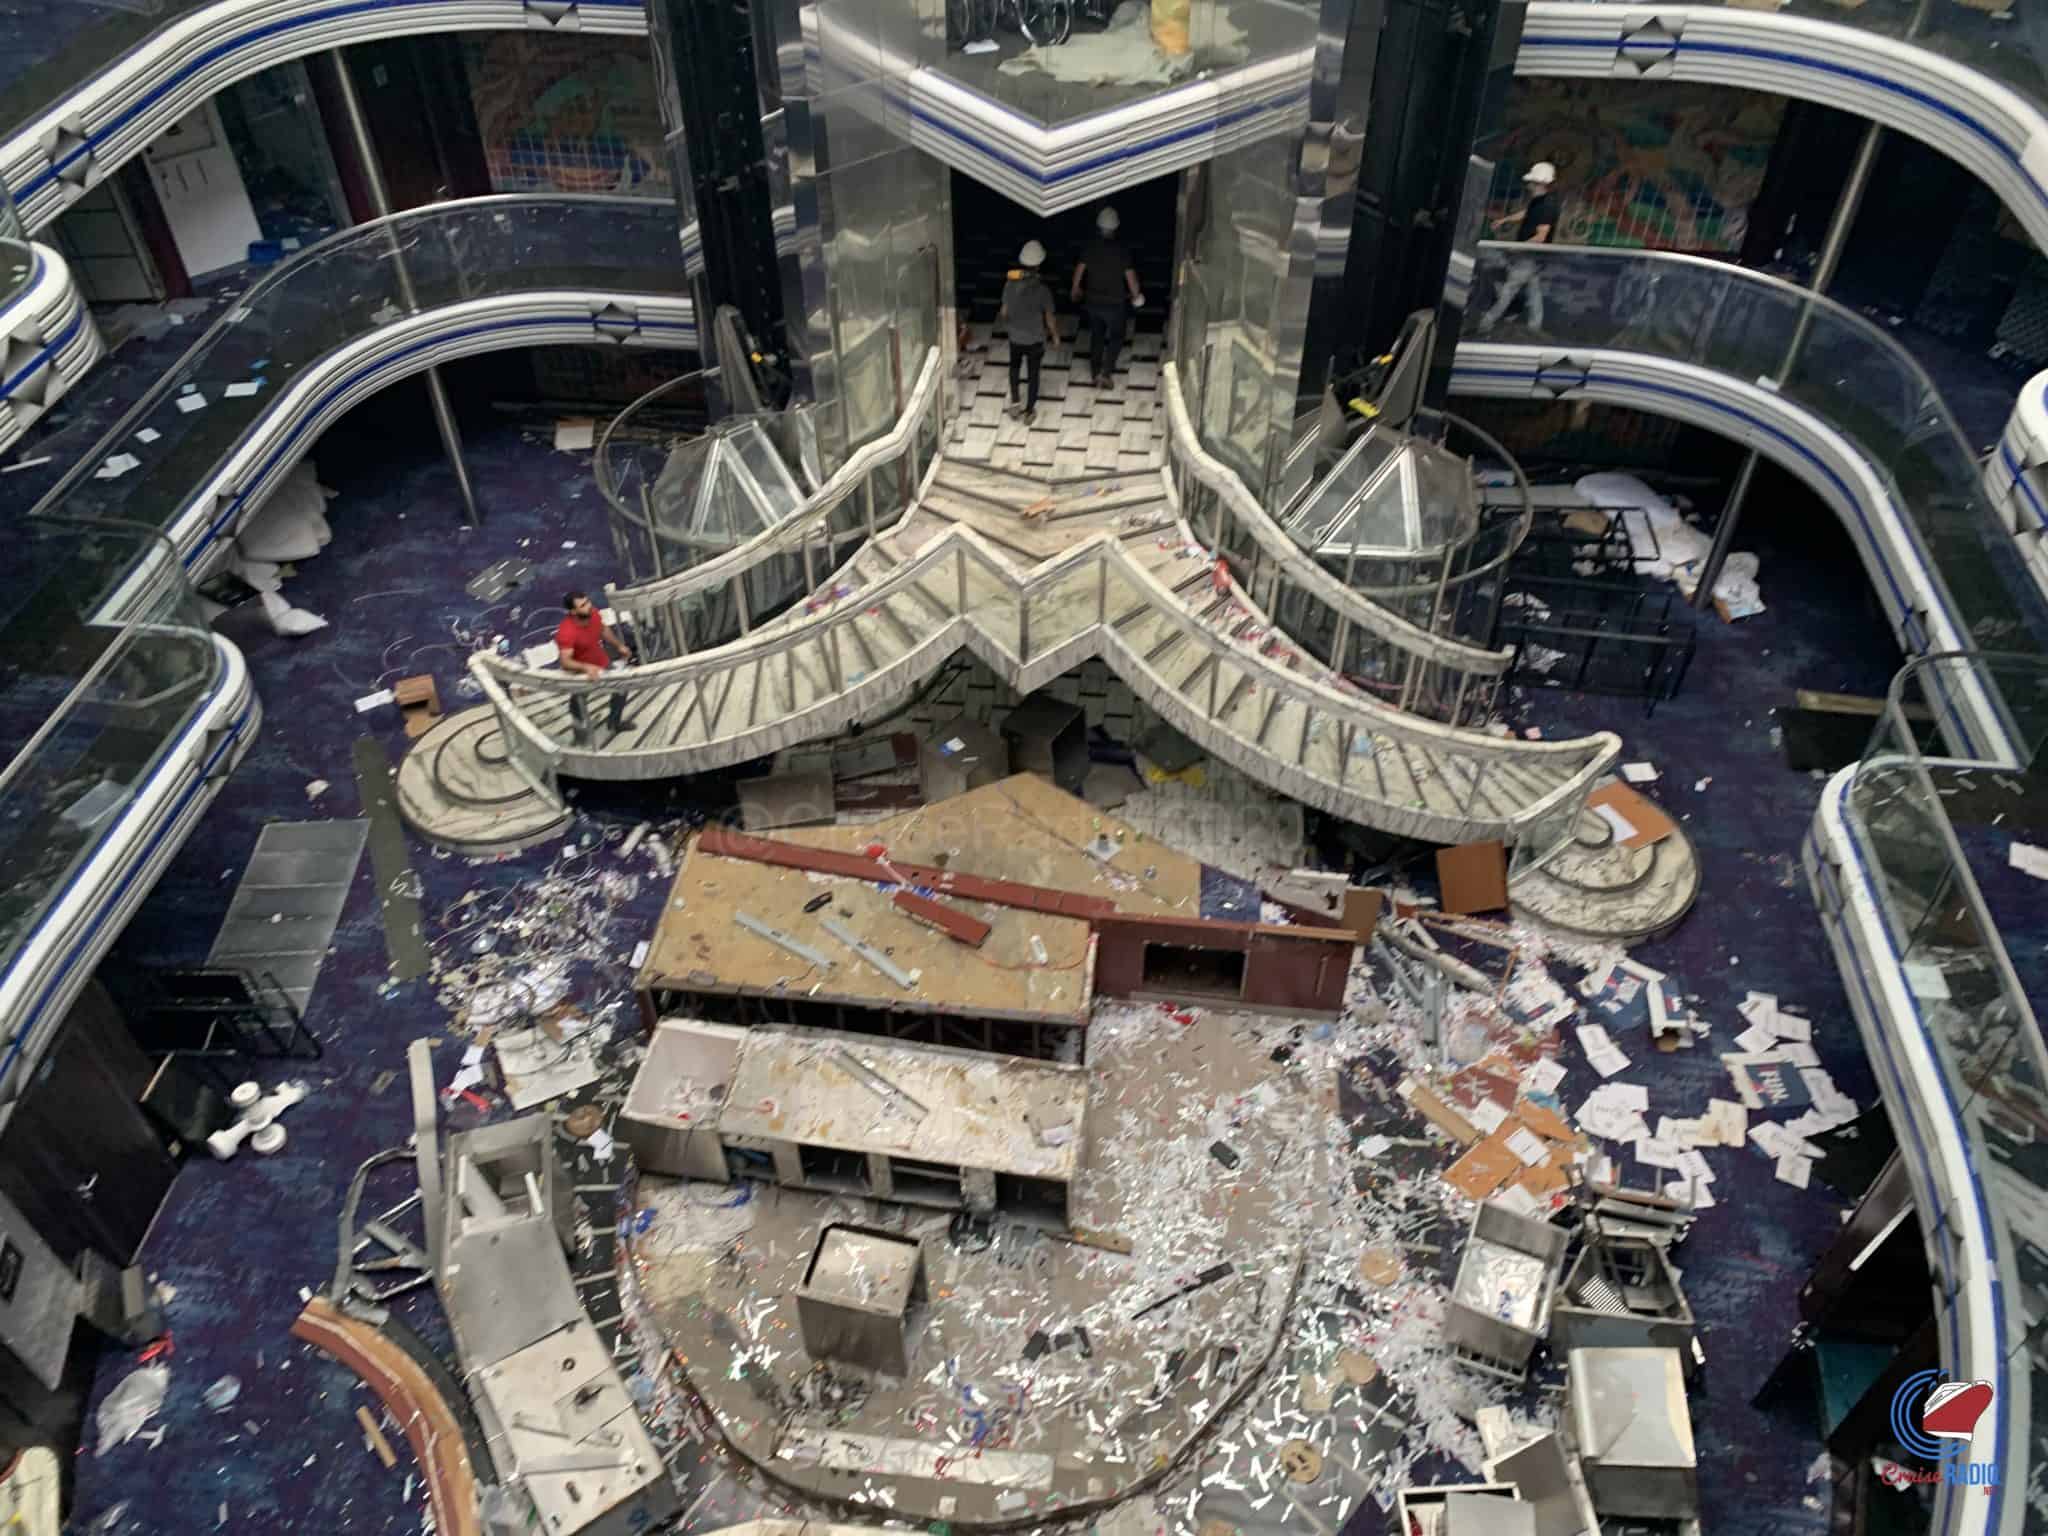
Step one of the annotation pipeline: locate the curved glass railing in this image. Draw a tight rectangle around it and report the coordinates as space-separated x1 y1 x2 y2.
1164 361 1515 726
604 348 944 658
0 516 224 1081
595 367 724 580
1827 651 2048 1536
1467 242 2048 663
0 236 34 309
30 195 688 551
1 2 219 153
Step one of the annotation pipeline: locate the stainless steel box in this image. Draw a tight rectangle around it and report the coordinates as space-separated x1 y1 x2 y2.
619 1019 743 1182
1550 1235 1696 1365
794 1223 927 1377
1567 1346 1699 1519
1444 1201 1570 1377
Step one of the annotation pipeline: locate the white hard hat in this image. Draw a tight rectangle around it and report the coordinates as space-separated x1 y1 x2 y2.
1524 161 1557 186
1019 239 1047 267
1097 206 1120 233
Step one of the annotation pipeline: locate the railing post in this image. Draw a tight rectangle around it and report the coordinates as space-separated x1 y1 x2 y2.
956 545 968 615
1207 654 1219 717
1462 759 1489 814
801 529 816 594
1096 557 1108 626
787 644 798 710
864 478 878 540
734 571 752 634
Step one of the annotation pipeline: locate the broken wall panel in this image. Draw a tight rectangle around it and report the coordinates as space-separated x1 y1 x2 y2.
1090 913 1354 1014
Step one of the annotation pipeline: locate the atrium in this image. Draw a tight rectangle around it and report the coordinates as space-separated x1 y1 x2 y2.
0 2 2042 1535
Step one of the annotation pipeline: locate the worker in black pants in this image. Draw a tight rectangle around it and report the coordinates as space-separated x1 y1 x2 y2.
1002 239 1061 422
1072 206 1143 391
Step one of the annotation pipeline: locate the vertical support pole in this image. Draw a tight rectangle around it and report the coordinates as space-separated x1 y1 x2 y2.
1696 116 1881 609
1097 556 1108 626
328 48 478 528
735 571 752 634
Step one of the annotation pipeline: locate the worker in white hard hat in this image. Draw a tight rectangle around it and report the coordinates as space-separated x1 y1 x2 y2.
1001 239 1062 422
1476 160 1559 335
1071 206 1144 391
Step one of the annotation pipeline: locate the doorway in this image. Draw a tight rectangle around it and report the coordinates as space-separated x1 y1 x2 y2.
944 169 1180 475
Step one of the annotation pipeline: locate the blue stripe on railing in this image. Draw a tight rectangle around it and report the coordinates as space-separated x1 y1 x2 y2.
184 308 697 563
10 0 647 204
1530 33 2048 216
0 685 254 1096
1825 793 2009 1536
0 252 89 401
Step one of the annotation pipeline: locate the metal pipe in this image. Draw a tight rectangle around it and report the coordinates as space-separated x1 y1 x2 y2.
329 48 479 528
1697 116 1883 608
1691 449 1761 613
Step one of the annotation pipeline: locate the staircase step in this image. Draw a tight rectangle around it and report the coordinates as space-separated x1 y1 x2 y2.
934 460 1162 513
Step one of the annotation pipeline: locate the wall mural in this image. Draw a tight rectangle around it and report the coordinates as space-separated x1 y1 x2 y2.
1490 79 1785 254
461 34 667 196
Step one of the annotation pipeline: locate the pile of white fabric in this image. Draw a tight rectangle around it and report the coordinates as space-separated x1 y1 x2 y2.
227 463 337 636
1573 470 1762 611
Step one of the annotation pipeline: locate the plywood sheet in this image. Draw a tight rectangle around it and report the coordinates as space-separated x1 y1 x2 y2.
640 775 1206 1023
1586 783 1677 850
1437 839 1509 915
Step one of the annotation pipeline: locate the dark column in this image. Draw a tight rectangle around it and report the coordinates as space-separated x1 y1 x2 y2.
647 0 787 394
1311 0 1522 409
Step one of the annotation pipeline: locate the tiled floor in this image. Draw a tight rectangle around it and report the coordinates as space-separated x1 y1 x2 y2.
946 322 1167 477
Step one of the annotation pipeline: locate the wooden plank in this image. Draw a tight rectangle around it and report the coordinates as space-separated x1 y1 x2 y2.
891 890 993 948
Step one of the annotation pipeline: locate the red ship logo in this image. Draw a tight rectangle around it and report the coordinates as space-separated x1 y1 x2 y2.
1922 1380 1995 1443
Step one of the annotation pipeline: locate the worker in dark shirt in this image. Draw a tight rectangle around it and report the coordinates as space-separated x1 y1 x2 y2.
555 589 633 743
1476 160 1558 334
1071 206 1144 390
1002 240 1062 422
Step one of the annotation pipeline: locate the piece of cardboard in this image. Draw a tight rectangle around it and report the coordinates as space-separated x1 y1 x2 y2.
1516 1099 1578 1145
1341 887 1385 943
1399 1077 1480 1145
1445 1131 1524 1201
1437 839 1510 915
1586 782 1677 850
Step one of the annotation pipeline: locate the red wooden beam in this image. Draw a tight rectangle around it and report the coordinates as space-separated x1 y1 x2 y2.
696 825 1117 918
891 890 992 948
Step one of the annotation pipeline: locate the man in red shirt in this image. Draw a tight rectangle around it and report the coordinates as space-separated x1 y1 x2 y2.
555 590 634 742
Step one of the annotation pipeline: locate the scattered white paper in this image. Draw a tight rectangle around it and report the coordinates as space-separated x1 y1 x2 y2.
523 642 560 670
461 1043 485 1069
1358 1134 1392 1158
589 1128 615 1162
1903 961 1952 999
2010 841 2048 879
1634 1137 1684 1170
224 380 261 398
1770 1011 1812 1043
1468 1098 1511 1135
962 36 999 51
355 688 395 713
1775 1152 1813 1189
1591 802 1638 842
282 236 302 251
304 778 329 799
561 539 578 549
1704 1099 1748 1147
630 939 650 969
1505 1126 1550 1166
175 392 208 413
444 1063 484 1097
1666 1178 1715 1209
1492 1182 1545 1217
1733 1022 1778 1055
1522 1058 1567 1096
553 419 596 451
1621 762 1659 783
1778 1042 1821 1068
94 452 141 480
136 427 162 444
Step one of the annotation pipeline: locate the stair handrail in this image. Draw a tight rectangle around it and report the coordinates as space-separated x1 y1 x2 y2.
474 521 1619 850
604 348 941 621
